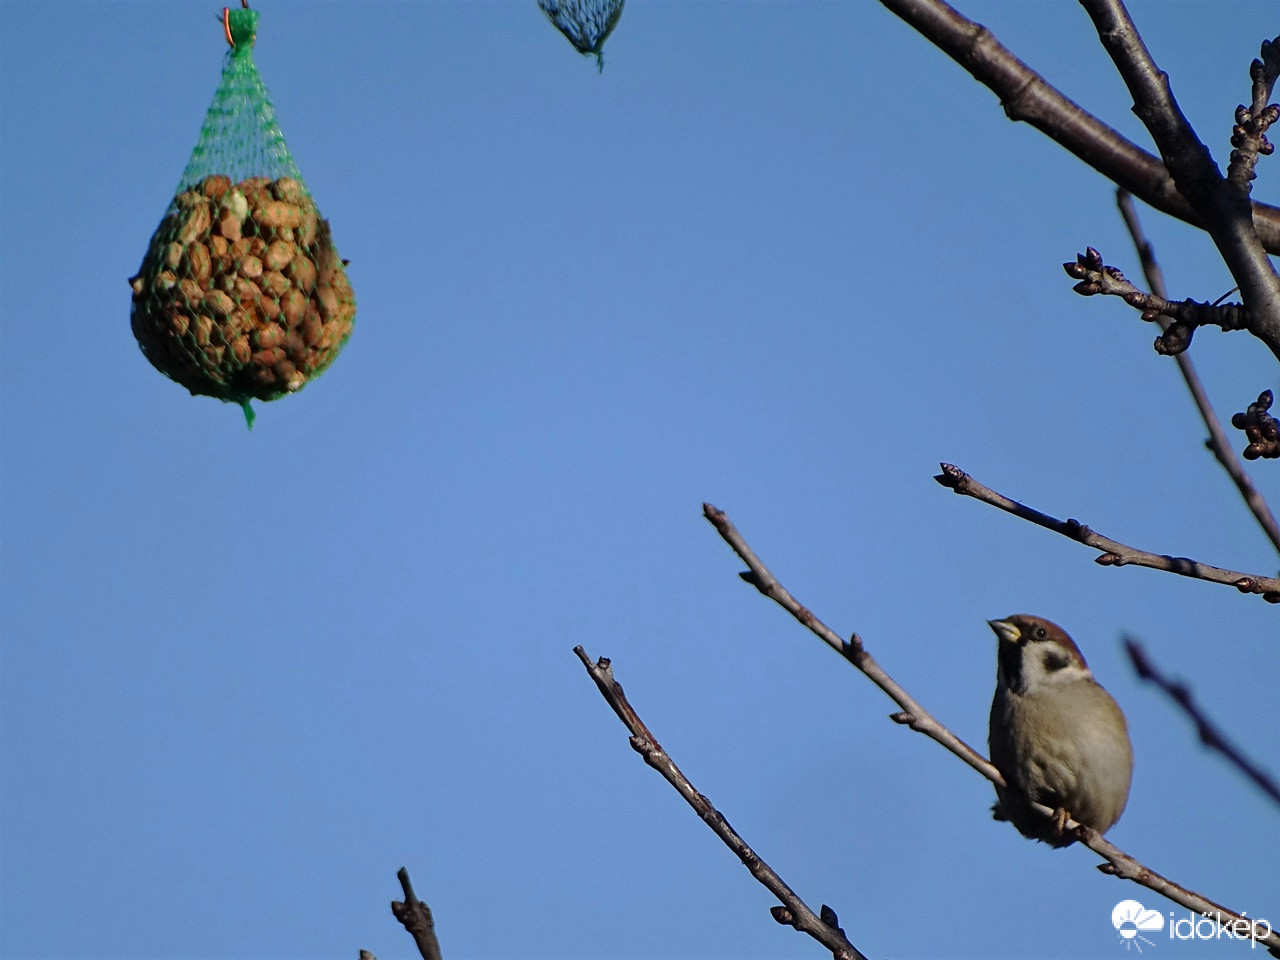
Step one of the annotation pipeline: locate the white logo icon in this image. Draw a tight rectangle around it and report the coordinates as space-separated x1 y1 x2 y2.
1113 899 1165 952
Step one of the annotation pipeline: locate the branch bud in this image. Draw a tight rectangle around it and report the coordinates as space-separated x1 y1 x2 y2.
934 463 965 489
1064 518 1090 538
1154 321 1193 355
1233 390 1280 459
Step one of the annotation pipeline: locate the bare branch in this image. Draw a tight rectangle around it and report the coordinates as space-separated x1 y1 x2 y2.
716 528 998 781
1078 0 1280 361
874 0 1280 255
1115 190 1280 554
702 502 1280 953
1227 38 1280 192
573 646 867 960
1123 637 1280 808
390 867 444 960
933 462 1280 602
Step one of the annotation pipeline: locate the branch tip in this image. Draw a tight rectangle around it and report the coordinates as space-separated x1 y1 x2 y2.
395 867 418 904
390 867 443 960
1121 636 1153 680
934 462 965 489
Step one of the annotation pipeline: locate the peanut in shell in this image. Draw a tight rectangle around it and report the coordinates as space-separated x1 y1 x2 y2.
129 174 355 405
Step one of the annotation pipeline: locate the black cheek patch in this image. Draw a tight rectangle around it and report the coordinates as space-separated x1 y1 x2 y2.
1042 648 1072 672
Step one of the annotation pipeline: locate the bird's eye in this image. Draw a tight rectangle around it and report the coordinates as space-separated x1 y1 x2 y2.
1033 626 1048 640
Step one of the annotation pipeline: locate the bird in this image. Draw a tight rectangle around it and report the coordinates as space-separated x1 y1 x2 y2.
987 614 1133 848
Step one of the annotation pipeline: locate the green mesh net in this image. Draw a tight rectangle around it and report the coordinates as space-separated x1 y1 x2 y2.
537 0 625 71
129 6 355 426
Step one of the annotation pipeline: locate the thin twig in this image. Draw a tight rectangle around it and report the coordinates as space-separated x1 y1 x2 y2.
1063 245 1249 355
873 0 1280 254
933 462 1280 602
390 867 444 960
1123 637 1280 808
1078 0 1280 363
1226 38 1280 193
573 646 867 960
702 502 1280 954
1115 189 1280 555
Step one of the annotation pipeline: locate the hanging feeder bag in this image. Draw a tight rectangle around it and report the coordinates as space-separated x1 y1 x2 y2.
129 5 355 424
538 0 625 71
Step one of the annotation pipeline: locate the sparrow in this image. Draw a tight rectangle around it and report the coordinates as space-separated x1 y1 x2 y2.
987 615 1133 848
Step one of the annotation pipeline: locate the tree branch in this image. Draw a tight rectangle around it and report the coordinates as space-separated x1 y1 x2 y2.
390 867 444 960
1123 637 1280 808
1078 0 1280 362
933 462 1280 602
1063 245 1249 355
573 646 868 960
702 502 1280 955
1115 189 1280 553
874 0 1280 255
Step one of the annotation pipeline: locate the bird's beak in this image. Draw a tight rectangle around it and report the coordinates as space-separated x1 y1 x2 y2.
987 619 1022 645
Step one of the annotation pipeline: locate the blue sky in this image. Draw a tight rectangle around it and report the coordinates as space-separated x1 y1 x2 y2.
2 2 1277 959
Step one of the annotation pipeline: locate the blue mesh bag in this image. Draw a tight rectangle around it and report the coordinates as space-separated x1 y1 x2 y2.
538 0 625 71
